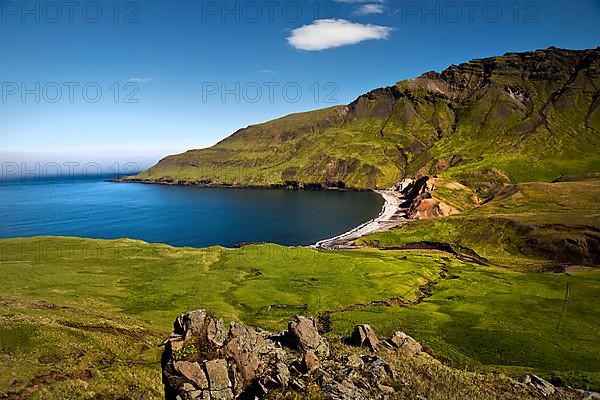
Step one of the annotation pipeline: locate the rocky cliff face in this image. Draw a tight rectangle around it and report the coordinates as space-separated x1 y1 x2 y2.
161 310 594 400
129 47 600 189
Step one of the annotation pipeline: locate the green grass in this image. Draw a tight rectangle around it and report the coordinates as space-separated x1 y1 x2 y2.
0 238 445 329
1 235 599 397
1 178 599 396
346 177 600 390
0 237 445 398
329 263 600 391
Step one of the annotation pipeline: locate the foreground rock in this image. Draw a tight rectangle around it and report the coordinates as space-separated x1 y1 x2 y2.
350 324 379 351
163 310 409 400
520 374 556 397
162 310 596 400
386 331 422 354
287 315 329 357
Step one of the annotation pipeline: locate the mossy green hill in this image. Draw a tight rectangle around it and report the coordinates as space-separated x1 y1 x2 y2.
2 237 599 398
127 47 600 189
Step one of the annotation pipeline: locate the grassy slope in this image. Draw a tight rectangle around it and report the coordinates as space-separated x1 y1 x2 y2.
0 237 445 398
360 178 600 268
330 264 600 392
349 178 600 390
133 116 409 189
1 237 599 398
128 47 600 189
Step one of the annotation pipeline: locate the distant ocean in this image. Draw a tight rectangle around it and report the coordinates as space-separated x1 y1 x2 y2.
0 175 383 247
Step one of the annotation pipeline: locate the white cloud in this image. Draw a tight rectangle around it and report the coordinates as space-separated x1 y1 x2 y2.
287 19 393 51
353 4 385 15
334 0 386 16
258 69 275 74
128 78 152 83
335 0 383 3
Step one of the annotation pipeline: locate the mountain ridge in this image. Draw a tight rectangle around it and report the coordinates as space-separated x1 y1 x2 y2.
125 46 600 190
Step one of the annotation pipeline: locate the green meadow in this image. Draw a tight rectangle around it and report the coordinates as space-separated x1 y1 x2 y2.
331 263 600 391
0 237 444 398
1 235 599 398
350 177 600 391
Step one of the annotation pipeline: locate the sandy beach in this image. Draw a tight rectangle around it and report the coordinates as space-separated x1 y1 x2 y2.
315 189 409 249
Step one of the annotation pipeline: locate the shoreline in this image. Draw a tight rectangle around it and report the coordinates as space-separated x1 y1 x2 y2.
116 177 413 250
315 189 409 250
111 178 370 192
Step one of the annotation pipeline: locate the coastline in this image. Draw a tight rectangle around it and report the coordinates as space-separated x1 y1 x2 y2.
111 177 365 191
315 189 409 250
116 176 413 250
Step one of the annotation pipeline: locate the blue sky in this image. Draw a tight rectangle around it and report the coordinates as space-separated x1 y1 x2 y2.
1 0 599 169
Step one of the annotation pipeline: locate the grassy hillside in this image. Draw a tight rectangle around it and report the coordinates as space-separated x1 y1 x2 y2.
126 47 600 189
331 263 600 392
1 237 599 398
350 177 600 390
359 177 600 268
0 237 446 398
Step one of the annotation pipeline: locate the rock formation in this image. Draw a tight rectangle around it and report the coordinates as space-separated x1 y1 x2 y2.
162 310 401 400
161 310 597 400
349 324 379 352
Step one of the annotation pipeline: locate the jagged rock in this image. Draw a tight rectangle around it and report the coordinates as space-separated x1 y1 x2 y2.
322 378 370 400
303 350 320 372
174 310 208 341
388 331 422 354
207 318 227 347
205 359 231 391
175 382 209 400
521 374 556 397
362 355 394 380
273 362 290 387
174 361 209 389
224 322 262 391
287 315 330 357
350 324 379 351
163 310 423 400
164 364 190 393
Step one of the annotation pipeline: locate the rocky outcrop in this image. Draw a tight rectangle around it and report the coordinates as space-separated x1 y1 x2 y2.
386 331 422 354
349 324 379 352
409 197 460 220
286 316 329 357
399 176 459 220
520 375 556 397
163 310 598 400
162 310 420 400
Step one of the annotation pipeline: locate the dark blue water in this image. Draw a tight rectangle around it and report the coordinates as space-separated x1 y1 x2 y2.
0 176 383 247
